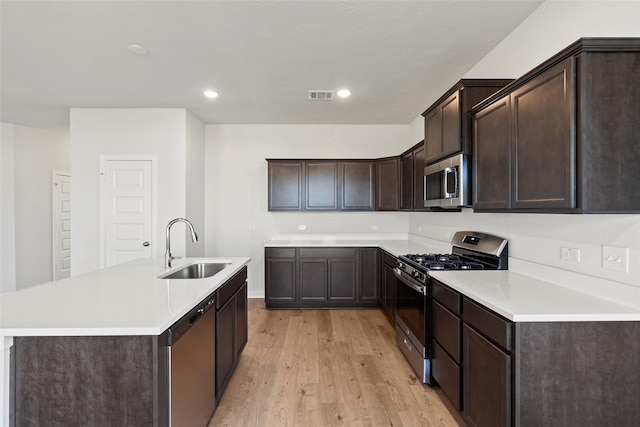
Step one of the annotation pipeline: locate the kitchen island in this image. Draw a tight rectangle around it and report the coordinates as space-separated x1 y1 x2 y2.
0 256 251 427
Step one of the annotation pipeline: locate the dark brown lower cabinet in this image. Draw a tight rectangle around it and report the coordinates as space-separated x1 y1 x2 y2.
463 324 511 427
265 247 380 308
431 279 640 427
265 248 296 306
215 269 249 402
358 248 379 304
378 250 397 321
432 280 462 410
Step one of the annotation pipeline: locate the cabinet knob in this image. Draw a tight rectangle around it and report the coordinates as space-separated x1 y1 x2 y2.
143 241 150 247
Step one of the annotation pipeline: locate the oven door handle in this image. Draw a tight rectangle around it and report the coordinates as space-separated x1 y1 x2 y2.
393 268 426 295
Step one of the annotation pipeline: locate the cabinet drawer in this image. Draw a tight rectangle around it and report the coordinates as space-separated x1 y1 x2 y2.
265 247 295 258
432 280 461 315
462 298 512 352
217 266 247 309
432 341 461 411
299 247 356 258
433 301 461 362
382 251 396 267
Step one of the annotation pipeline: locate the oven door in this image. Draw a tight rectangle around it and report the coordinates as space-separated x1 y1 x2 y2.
393 267 430 358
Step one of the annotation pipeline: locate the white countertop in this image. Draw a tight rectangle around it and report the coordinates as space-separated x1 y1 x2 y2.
430 270 640 322
266 235 640 323
0 257 251 337
265 234 448 258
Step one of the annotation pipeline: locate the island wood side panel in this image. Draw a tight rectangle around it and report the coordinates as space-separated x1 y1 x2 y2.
514 321 640 427
13 335 168 427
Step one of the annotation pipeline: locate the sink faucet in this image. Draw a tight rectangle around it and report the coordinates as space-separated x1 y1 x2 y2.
165 218 198 268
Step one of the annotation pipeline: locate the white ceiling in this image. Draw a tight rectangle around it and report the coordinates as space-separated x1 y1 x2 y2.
0 1 543 126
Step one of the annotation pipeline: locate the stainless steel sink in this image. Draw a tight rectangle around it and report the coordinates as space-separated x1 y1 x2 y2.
159 262 231 279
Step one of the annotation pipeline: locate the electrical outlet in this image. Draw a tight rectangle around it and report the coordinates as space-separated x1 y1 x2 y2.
249 222 256 230
560 247 581 263
371 225 379 231
602 245 629 273
298 224 306 231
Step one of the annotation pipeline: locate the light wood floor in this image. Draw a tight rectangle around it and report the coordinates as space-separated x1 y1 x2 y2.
209 299 465 427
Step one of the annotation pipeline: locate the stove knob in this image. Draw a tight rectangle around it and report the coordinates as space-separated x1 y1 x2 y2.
397 261 405 269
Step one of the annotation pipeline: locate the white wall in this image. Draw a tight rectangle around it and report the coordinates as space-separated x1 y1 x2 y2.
407 0 640 296
465 0 640 79
70 109 191 275
0 124 16 293
185 111 205 257
204 124 410 297
12 125 70 290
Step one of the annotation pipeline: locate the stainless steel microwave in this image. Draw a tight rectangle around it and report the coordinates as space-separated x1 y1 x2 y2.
423 153 470 208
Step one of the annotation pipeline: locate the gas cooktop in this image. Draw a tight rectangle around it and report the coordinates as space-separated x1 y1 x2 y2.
397 231 509 280
402 253 486 270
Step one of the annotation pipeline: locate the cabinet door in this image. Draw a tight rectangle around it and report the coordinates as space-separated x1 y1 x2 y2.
440 91 461 158
340 161 374 210
378 253 386 307
265 258 296 304
424 108 442 163
382 263 396 320
473 95 511 210
375 157 399 211
399 151 413 210
306 161 338 210
268 161 304 210
413 144 426 210
327 258 357 302
216 298 235 402
299 259 327 301
511 57 575 209
358 248 379 303
463 324 511 427
235 282 248 357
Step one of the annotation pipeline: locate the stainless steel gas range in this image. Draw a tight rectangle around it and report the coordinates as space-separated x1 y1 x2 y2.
393 231 508 384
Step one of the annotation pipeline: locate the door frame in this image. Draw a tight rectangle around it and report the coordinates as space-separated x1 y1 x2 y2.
52 170 71 280
99 155 158 268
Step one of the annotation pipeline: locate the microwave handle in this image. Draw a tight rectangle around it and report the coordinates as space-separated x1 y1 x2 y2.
444 167 458 196
423 175 427 201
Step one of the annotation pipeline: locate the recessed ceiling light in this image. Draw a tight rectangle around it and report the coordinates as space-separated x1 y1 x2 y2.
203 90 219 99
337 89 351 98
128 44 148 56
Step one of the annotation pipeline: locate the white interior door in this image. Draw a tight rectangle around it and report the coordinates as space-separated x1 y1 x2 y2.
102 160 153 267
52 171 71 280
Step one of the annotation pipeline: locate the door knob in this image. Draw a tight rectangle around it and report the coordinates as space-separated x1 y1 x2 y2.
143 241 150 247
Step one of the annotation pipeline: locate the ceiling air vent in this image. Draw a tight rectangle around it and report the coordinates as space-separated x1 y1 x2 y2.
308 90 335 101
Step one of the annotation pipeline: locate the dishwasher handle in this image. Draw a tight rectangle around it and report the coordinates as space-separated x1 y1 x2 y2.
189 307 204 325
167 292 215 345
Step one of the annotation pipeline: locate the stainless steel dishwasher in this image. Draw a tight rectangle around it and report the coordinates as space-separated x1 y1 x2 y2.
167 294 216 427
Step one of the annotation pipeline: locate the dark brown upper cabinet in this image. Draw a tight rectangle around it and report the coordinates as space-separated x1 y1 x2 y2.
399 149 414 210
422 79 514 165
473 38 640 213
341 161 375 211
306 161 339 210
268 160 304 211
267 159 374 211
375 157 399 211
412 143 428 211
